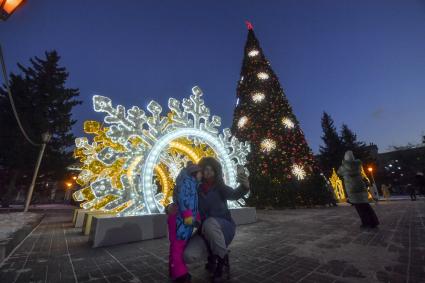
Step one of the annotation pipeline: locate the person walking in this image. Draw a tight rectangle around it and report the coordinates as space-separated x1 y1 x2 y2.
338 151 379 228
325 180 338 207
407 183 417 201
381 183 391 201
414 172 425 197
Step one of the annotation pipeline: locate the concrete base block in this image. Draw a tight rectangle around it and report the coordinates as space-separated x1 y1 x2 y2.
230 207 257 225
73 209 89 228
90 214 167 248
82 211 116 235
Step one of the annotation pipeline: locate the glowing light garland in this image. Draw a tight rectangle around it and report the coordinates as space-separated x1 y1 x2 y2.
73 86 250 216
329 168 345 200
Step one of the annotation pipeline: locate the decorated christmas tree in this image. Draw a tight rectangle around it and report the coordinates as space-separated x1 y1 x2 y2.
231 22 326 207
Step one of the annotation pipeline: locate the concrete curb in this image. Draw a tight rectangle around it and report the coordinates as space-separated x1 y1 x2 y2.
0 213 44 264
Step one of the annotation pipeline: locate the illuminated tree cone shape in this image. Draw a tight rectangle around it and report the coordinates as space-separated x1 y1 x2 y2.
329 167 373 202
73 86 250 216
232 23 317 183
329 168 346 201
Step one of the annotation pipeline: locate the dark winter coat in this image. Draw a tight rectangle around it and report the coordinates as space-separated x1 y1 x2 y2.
198 184 248 245
338 160 369 204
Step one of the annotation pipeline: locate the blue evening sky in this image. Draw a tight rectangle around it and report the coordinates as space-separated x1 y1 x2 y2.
1 0 425 153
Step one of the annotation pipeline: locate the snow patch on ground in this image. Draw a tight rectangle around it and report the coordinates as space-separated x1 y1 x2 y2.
0 212 42 242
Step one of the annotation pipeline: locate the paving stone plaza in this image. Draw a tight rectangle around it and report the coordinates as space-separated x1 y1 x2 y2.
0 201 424 283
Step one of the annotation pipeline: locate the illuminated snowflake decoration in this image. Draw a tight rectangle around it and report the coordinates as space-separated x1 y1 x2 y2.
252 92 265 103
257 72 269 80
237 116 249 129
73 86 250 216
248 49 259 57
260 138 276 152
281 117 295 129
291 164 306 180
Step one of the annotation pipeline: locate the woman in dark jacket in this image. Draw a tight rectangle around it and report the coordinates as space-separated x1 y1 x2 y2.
184 157 250 282
338 151 379 228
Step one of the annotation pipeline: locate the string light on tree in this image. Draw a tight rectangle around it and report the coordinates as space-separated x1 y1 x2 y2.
232 21 321 207
291 164 306 180
248 49 259 57
237 116 249 129
260 138 276 152
252 92 265 103
281 117 295 129
257 72 269 80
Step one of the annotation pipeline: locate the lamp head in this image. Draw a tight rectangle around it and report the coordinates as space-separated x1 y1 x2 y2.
0 0 26 21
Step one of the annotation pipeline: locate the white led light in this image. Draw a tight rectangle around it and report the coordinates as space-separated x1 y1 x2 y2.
141 128 241 212
257 72 269 80
237 116 249 129
252 92 265 103
282 117 295 129
248 49 259 57
292 164 306 180
260 139 276 153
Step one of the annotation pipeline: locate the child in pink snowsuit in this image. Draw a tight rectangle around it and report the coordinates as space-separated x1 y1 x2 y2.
168 163 201 283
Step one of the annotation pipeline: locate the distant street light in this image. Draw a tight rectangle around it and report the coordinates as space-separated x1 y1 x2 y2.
0 0 25 20
367 166 375 184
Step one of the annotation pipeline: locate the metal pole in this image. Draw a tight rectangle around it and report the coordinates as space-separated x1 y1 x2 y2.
0 44 39 146
370 172 376 184
24 132 51 212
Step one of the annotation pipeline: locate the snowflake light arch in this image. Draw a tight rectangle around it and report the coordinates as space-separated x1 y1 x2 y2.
73 86 250 216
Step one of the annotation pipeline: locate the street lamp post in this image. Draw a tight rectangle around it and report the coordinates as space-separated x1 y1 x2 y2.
64 182 73 203
367 166 379 202
24 132 51 212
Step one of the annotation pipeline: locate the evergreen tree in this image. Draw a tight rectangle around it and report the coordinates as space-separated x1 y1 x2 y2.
0 51 81 205
319 112 345 176
340 124 370 163
231 23 326 207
